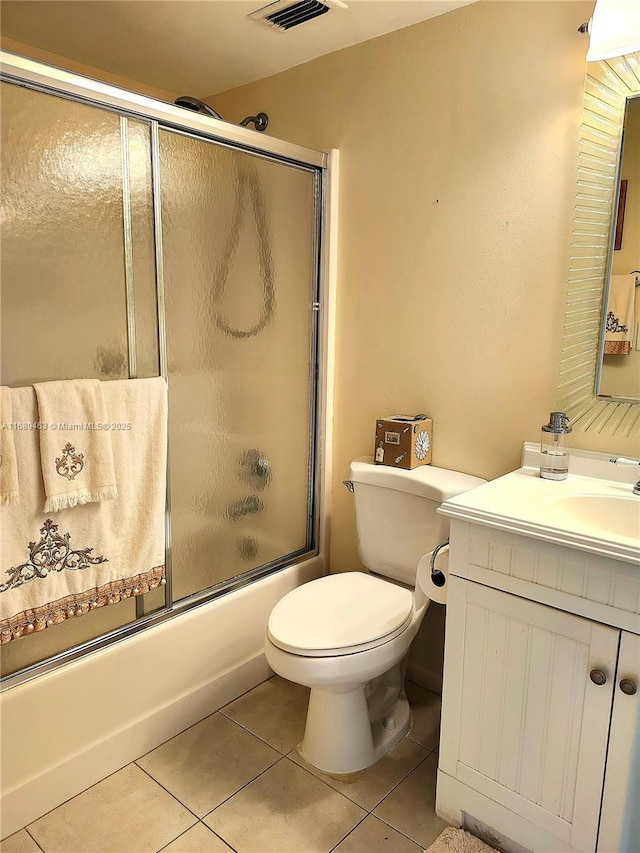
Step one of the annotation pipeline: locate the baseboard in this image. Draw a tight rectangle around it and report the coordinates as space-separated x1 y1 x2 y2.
407 660 442 695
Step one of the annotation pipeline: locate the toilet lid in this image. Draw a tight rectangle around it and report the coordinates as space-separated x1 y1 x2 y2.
267 573 414 656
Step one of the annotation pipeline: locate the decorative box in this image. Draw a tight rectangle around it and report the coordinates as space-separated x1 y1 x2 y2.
374 414 432 469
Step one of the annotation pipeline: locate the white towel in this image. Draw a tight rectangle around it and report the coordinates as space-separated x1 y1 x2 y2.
604 274 636 355
0 378 167 644
0 387 19 506
34 379 118 512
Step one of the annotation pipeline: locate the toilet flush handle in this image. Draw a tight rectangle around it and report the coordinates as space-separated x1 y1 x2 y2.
343 480 355 493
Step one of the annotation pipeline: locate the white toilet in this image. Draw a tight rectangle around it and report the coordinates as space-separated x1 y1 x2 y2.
265 457 484 775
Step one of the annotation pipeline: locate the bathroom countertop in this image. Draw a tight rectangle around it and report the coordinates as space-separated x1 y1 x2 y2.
439 464 640 566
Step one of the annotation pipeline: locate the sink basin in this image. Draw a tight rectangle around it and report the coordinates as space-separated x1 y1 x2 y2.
438 444 640 563
556 494 640 540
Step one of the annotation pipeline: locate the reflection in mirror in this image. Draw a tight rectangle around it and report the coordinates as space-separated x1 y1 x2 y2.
557 51 640 440
598 95 640 401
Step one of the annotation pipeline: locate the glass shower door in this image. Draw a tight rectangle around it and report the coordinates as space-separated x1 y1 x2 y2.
158 130 319 600
0 82 159 675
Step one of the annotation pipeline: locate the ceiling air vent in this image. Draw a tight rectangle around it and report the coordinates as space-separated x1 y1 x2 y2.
250 0 340 32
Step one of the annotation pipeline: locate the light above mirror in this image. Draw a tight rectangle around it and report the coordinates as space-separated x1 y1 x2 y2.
584 0 640 61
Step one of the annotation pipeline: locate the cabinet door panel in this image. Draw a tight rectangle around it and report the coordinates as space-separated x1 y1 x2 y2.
598 631 640 853
441 577 619 851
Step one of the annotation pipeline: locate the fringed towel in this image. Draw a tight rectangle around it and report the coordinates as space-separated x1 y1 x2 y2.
604 274 636 355
0 378 167 643
34 379 119 512
1 386 20 506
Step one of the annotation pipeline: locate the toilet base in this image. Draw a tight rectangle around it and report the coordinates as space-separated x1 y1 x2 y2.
264 611 426 776
299 681 412 775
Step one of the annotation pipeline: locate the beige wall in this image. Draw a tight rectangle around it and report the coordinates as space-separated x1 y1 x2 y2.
213 0 620 576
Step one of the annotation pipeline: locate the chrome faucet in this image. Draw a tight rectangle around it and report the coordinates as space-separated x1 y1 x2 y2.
609 457 640 496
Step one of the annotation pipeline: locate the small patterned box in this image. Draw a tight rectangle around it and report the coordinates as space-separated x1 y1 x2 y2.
374 414 432 469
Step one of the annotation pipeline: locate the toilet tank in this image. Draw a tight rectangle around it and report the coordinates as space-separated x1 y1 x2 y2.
349 457 485 586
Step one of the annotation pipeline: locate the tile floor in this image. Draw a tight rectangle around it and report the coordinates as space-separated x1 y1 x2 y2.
2 678 450 853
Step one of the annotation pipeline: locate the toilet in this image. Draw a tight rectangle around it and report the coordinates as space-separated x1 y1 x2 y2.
265 457 485 775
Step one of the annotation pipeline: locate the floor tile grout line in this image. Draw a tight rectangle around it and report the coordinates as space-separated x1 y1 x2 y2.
406 732 440 749
370 751 433 816
373 812 430 849
204 821 239 853
155 822 197 853
218 708 296 756
200 753 287 823
201 752 371 842
134 761 202 822
154 820 238 853
280 752 376 814
367 742 438 812
218 673 275 713
24 826 45 852
135 707 232 764
22 760 153 838
135 674 279 767
285 743 432 815
370 751 444 849
327 811 370 853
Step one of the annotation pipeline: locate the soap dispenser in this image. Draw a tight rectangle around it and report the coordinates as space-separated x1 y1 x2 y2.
540 412 572 480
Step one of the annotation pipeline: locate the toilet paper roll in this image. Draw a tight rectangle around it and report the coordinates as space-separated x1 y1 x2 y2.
419 544 450 605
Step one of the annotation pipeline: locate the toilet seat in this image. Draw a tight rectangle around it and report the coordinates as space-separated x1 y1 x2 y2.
267 572 414 658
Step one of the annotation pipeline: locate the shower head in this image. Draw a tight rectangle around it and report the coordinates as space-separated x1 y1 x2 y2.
174 96 223 121
174 96 269 132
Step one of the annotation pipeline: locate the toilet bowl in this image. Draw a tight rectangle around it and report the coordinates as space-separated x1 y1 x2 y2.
265 458 485 775
265 569 430 774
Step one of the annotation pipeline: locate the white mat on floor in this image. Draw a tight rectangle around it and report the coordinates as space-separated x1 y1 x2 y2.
425 827 500 853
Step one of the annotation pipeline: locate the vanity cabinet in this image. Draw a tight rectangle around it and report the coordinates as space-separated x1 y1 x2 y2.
437 518 640 853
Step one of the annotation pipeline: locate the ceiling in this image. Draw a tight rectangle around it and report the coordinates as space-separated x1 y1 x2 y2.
0 0 476 96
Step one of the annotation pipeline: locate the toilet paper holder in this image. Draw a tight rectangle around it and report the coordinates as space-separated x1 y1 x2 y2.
430 539 450 588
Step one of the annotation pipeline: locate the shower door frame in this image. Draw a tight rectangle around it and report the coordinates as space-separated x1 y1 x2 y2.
0 50 333 691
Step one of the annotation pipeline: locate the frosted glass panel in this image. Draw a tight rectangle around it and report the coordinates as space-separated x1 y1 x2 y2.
127 119 160 379
159 131 316 599
1 83 128 385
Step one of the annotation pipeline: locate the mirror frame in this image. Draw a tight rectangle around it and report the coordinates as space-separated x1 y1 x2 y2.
557 51 640 439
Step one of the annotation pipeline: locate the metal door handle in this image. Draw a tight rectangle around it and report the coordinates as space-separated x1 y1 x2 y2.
620 678 637 696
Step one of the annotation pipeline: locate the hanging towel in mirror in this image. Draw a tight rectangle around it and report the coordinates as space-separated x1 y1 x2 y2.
0 387 19 506
604 274 635 355
0 378 167 643
34 379 118 512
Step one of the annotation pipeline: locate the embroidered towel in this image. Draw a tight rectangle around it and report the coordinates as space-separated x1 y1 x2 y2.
0 387 19 506
604 274 636 355
0 378 167 643
34 379 118 512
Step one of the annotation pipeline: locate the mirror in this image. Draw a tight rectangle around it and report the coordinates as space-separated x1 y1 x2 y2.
598 95 640 400
557 51 640 439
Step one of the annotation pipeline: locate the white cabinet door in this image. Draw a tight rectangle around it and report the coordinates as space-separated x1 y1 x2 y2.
598 631 640 853
440 577 619 852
